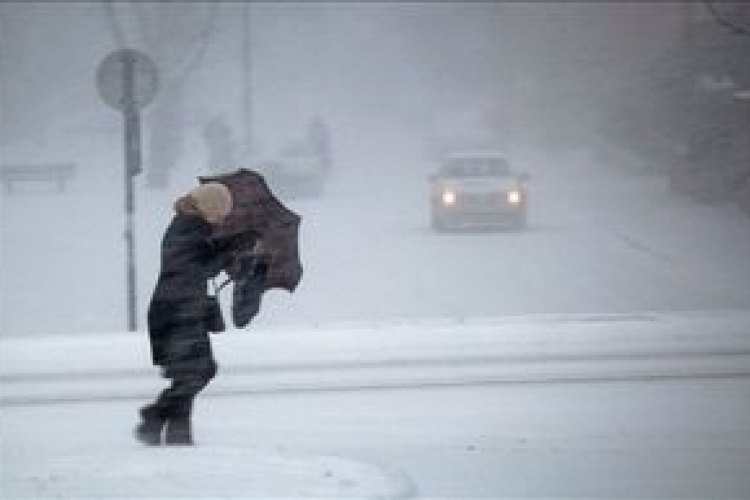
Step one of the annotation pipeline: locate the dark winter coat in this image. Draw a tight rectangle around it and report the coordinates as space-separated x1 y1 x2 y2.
147 201 230 379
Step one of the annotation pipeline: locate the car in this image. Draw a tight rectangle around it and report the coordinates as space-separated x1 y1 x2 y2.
260 144 326 199
429 152 528 231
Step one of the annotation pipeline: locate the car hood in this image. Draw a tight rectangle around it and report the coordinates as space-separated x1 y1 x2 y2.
437 177 522 192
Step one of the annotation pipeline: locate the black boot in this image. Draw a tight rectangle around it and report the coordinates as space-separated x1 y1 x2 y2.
164 417 194 446
134 405 166 446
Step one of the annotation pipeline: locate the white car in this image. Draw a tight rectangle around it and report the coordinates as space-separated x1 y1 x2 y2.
429 152 528 231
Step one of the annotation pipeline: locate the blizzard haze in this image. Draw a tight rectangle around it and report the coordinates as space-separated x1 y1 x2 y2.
1 2 749 336
2 4 750 499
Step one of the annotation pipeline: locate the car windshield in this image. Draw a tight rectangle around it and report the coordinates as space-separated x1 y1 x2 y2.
442 158 511 177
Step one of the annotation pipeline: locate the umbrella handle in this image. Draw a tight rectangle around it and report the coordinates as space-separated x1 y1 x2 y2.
217 277 233 292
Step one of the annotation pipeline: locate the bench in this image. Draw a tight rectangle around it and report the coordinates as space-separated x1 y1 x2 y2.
0 163 77 193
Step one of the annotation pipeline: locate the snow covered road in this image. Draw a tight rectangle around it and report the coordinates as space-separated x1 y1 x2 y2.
3 311 750 405
4 145 750 337
2 313 750 499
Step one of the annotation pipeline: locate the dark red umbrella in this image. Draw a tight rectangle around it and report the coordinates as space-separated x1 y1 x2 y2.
199 168 303 293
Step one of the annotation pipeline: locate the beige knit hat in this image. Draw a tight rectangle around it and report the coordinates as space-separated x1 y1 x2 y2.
189 182 233 223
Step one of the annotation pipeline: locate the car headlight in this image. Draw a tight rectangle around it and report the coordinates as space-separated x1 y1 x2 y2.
507 190 522 204
442 190 457 206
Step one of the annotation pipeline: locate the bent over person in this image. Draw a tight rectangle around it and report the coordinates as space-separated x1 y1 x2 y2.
135 182 234 446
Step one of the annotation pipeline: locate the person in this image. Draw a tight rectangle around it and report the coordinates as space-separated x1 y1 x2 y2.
135 182 235 446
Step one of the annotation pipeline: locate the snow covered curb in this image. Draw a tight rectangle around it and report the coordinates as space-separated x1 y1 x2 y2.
2 311 750 405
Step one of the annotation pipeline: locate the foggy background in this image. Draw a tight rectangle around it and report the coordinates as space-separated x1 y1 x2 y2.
1 2 749 336
1 2 689 158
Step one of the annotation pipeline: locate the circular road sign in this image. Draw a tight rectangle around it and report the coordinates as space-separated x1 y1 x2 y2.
96 48 159 111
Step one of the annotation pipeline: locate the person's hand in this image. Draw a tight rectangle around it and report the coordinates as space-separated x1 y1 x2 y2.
227 250 254 278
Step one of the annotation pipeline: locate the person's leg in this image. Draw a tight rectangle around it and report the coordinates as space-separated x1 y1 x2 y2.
135 377 200 445
161 377 207 445
136 301 173 445
134 401 168 445
134 371 212 446
162 338 218 445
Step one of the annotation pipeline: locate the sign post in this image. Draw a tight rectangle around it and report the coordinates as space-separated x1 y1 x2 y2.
96 48 158 331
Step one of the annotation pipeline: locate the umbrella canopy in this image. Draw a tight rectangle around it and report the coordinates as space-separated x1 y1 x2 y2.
199 168 303 293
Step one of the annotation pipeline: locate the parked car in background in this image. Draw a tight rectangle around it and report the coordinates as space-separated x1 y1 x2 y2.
429 151 529 231
262 143 325 199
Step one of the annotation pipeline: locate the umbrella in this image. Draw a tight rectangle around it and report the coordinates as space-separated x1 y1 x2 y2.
199 168 303 294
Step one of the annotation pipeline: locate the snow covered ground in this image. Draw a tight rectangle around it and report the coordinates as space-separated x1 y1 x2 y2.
2 311 750 499
3 311 750 405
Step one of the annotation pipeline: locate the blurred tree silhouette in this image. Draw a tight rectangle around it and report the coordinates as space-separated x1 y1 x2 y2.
595 2 749 209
